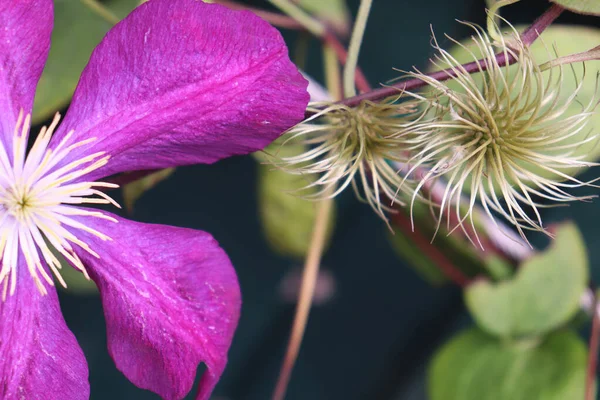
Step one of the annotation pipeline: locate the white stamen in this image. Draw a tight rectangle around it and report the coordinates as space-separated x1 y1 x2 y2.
0 111 119 299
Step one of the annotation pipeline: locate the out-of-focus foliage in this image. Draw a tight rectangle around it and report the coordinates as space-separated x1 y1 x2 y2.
257 144 336 258
429 328 588 400
296 0 351 36
387 226 447 285
481 255 513 281
33 0 139 123
465 223 588 338
52 247 98 294
387 202 486 285
550 0 600 16
123 168 176 213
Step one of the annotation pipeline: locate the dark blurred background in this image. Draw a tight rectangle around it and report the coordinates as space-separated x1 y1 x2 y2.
55 0 600 399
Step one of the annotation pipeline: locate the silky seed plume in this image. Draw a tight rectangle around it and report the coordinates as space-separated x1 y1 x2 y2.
271 98 426 222
400 22 600 245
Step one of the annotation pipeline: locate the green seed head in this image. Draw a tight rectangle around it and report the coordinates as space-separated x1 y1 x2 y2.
271 98 424 222
403 22 599 243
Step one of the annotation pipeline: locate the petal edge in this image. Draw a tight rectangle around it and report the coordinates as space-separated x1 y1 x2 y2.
0 0 53 151
50 0 309 181
72 212 240 400
0 258 89 400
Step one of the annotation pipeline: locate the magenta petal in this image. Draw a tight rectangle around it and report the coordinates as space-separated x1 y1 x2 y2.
49 0 309 181
0 259 89 400
0 0 53 149
72 212 241 400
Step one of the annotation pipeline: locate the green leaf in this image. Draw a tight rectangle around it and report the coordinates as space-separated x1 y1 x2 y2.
482 254 513 281
387 226 447 285
32 0 140 124
550 0 600 16
296 0 350 36
122 168 176 213
429 328 589 400
257 144 336 258
465 223 588 337
51 247 98 295
528 25 600 171
59 263 98 294
387 201 490 285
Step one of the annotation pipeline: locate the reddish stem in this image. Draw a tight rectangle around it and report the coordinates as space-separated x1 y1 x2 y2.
520 3 564 46
211 0 304 30
324 31 372 93
586 299 600 400
390 211 471 287
340 3 564 107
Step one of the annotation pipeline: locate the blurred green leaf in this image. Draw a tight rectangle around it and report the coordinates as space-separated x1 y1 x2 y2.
429 327 588 400
257 144 335 258
33 0 139 123
59 263 98 294
482 254 513 281
441 25 600 187
296 0 350 37
387 226 447 285
527 25 600 175
550 0 600 16
51 247 98 295
122 168 176 213
387 200 489 284
465 223 588 337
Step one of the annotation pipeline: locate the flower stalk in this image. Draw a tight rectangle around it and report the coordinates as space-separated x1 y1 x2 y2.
272 39 342 400
272 189 334 400
343 0 372 97
338 3 564 108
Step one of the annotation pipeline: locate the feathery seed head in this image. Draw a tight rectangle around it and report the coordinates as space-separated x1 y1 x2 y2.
272 98 425 222
402 22 599 244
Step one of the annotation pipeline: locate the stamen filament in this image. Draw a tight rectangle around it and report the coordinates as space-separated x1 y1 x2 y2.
0 112 119 298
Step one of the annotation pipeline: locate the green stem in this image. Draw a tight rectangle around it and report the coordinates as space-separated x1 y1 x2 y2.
343 0 372 98
540 45 600 70
271 42 339 400
268 0 325 37
80 0 120 25
271 195 333 400
487 0 520 43
323 44 342 100
334 3 563 108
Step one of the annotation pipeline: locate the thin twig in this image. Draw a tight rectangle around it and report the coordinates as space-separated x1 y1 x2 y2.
271 196 334 400
339 3 564 107
323 43 343 100
272 36 342 400
343 0 372 97
520 3 564 46
324 32 372 93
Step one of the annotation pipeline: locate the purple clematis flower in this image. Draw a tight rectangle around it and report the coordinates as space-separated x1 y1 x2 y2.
0 0 308 399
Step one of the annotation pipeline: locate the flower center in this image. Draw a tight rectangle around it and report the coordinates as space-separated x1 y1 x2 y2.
0 111 120 299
